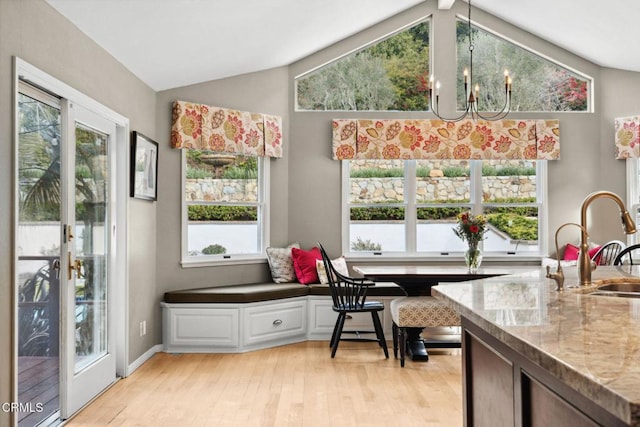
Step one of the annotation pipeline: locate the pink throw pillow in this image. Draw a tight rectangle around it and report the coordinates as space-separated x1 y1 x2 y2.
562 243 580 261
291 247 322 284
563 243 601 262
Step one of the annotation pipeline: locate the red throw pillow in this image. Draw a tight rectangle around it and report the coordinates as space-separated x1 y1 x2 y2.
291 247 322 284
563 243 580 261
563 243 602 262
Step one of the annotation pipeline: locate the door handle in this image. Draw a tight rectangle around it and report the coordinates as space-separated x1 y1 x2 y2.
52 258 61 279
68 252 84 280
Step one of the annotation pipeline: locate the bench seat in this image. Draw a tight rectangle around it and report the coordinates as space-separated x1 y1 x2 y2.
164 281 406 304
164 282 309 304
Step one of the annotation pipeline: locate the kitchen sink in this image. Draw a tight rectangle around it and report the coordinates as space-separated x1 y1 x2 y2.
597 283 640 293
590 290 640 298
588 278 640 298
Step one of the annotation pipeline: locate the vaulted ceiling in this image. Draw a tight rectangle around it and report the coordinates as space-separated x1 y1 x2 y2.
46 0 640 91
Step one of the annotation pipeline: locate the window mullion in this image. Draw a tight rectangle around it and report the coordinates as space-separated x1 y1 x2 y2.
405 160 417 253
181 150 188 262
341 161 351 254
470 160 483 215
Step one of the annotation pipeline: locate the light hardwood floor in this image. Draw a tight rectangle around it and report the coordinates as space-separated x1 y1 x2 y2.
65 341 463 426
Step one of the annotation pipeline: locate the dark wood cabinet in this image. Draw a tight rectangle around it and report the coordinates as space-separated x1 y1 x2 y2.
462 317 627 427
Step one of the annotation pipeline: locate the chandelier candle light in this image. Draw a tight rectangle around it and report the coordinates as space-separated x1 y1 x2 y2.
453 212 488 273
428 0 512 122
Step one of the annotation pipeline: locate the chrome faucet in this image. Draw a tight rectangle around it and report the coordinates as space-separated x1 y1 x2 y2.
547 222 586 291
578 191 637 286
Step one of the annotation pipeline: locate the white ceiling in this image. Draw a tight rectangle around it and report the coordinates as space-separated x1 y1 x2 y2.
46 0 640 92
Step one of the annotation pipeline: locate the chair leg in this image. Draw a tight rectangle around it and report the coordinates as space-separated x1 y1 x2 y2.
329 313 341 349
392 322 398 359
331 312 346 358
399 327 406 368
371 311 389 359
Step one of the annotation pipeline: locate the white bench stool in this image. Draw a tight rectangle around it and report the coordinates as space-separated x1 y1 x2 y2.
390 296 461 367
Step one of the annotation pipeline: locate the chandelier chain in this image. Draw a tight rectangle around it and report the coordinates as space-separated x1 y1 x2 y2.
428 0 512 122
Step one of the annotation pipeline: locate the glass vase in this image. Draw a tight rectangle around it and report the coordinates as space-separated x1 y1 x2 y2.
465 246 482 273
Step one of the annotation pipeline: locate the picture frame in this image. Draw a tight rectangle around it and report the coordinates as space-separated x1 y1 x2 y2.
130 131 158 201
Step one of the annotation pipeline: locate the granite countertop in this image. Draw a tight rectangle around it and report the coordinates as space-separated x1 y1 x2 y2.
432 265 640 425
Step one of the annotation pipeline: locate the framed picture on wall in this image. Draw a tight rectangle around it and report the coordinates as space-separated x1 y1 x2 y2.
130 131 158 201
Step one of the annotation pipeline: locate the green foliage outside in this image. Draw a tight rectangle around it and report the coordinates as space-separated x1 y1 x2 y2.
456 22 588 112
222 158 258 179
202 244 227 255
350 165 534 178
352 198 538 241
350 206 404 221
351 237 382 251
186 151 257 180
485 199 537 216
486 212 538 241
297 16 588 112
350 167 404 178
297 21 429 111
188 205 257 221
186 167 214 179
481 164 535 176
417 206 467 220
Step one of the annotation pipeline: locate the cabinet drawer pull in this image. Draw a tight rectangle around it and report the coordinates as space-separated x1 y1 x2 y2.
346 315 353 320
273 319 283 326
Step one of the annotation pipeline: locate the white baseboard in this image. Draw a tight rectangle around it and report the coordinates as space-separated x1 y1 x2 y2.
126 344 163 376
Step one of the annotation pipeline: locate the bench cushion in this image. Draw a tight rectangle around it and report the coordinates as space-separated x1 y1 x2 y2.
164 283 310 304
390 296 460 328
164 281 406 304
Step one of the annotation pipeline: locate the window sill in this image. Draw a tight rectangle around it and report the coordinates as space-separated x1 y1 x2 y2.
181 256 268 268
344 253 543 264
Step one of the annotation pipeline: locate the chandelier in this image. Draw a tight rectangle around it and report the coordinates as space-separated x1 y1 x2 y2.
428 0 512 121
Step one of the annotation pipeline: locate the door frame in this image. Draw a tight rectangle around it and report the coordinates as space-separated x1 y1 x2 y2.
12 57 130 423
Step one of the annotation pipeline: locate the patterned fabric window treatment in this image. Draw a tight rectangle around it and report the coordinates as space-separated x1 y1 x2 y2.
615 115 640 159
171 100 283 158
332 119 560 160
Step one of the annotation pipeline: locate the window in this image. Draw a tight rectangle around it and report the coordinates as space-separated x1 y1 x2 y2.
627 159 640 245
344 159 546 258
456 20 590 112
296 19 430 111
182 151 268 264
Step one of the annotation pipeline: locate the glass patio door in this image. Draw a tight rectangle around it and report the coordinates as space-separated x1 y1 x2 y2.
16 86 63 427
60 101 117 418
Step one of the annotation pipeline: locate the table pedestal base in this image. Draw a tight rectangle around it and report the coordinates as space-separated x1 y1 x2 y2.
406 327 429 361
405 328 462 361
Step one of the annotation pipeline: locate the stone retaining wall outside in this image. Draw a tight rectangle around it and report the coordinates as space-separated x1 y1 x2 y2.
186 179 257 202
186 176 535 204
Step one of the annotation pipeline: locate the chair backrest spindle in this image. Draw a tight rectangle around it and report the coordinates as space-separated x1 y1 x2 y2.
319 243 368 310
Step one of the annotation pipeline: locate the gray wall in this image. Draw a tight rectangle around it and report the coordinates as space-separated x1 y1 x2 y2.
0 1 156 423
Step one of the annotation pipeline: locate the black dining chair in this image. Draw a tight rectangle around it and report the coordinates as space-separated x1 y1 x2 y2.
318 243 388 359
614 243 640 266
591 240 625 266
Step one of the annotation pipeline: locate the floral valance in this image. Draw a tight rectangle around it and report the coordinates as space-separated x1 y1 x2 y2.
171 100 283 158
332 119 560 160
614 115 640 159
